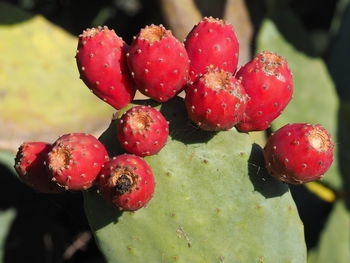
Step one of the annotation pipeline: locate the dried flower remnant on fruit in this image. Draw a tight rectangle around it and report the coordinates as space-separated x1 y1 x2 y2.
139 25 171 43
99 154 155 211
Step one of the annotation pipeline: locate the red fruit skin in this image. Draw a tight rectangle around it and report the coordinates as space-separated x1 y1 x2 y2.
235 51 293 132
264 123 334 184
185 70 248 131
99 154 155 211
47 133 109 190
76 26 135 109
127 25 190 102
14 142 64 193
117 106 169 156
184 17 239 82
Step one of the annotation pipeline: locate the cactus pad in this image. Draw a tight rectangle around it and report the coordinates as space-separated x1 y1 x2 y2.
0 3 114 152
84 98 306 263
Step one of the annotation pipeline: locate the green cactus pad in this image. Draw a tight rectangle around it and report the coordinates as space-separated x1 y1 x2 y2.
84 97 306 263
0 3 114 152
308 201 350 263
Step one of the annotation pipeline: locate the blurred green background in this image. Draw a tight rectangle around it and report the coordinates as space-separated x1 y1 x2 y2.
0 0 349 262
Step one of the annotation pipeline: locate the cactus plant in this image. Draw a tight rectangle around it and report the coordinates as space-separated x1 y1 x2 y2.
84 97 306 263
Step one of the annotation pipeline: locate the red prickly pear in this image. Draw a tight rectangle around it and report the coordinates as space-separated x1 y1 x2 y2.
264 123 334 184
185 69 248 131
184 17 239 82
99 154 155 211
127 24 190 102
76 26 136 109
117 106 169 156
47 133 109 190
236 51 294 132
14 142 64 193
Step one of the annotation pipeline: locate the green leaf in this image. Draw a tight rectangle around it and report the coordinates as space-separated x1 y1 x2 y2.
308 201 350 263
0 209 16 261
0 3 114 152
0 151 15 173
328 3 350 193
256 19 341 189
84 98 306 263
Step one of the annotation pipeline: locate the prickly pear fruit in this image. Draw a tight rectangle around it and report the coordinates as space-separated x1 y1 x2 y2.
99 154 155 211
76 26 136 109
127 24 190 102
184 17 239 82
185 69 248 131
236 51 293 132
47 133 109 190
117 106 169 156
264 123 334 184
14 142 64 193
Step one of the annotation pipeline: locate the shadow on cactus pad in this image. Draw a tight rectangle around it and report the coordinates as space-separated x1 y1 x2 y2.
248 143 289 198
159 97 216 144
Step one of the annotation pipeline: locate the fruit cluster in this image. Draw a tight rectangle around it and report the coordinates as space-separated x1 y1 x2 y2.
14 17 334 212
